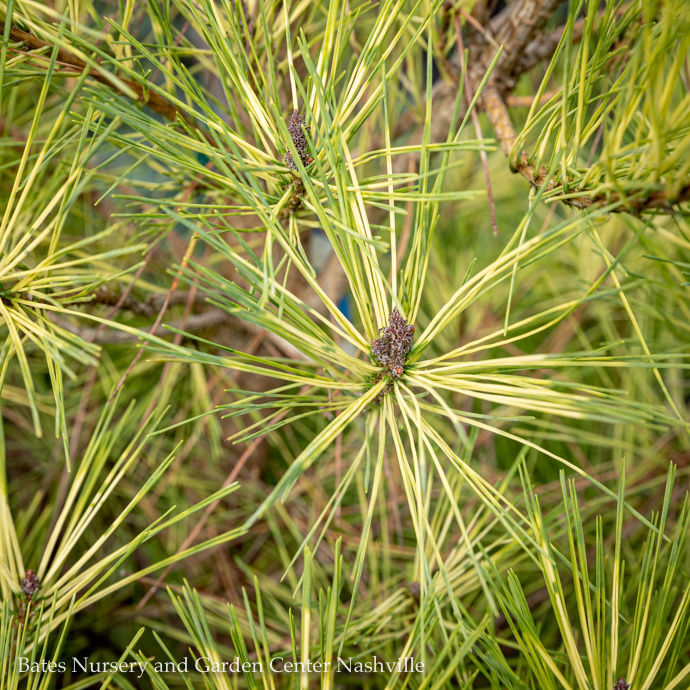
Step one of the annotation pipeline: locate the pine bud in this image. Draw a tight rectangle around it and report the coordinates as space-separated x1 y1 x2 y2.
370 307 415 380
20 570 39 599
283 110 310 170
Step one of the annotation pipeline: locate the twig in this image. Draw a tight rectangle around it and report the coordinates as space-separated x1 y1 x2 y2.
54 308 231 344
480 83 518 157
505 90 560 108
134 432 262 611
107 236 199 405
518 19 586 78
456 16 498 236
458 0 687 213
490 0 561 55
43 245 158 548
1 23 207 136
482 84 690 212
458 7 501 52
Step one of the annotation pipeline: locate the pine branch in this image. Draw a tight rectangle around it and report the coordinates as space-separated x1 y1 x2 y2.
482 83 690 212
517 19 586 78
490 0 562 54
1 22 204 134
461 2 690 214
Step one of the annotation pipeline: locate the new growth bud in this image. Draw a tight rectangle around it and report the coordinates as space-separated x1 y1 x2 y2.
283 110 311 170
371 307 415 380
20 570 39 599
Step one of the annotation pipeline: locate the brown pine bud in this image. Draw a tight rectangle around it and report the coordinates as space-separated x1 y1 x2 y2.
283 110 311 170
20 570 39 599
370 307 415 380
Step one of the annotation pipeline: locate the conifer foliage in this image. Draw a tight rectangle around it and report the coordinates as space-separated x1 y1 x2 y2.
0 0 689 688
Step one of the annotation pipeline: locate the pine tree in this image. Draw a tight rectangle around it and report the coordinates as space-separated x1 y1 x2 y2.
1 0 689 687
